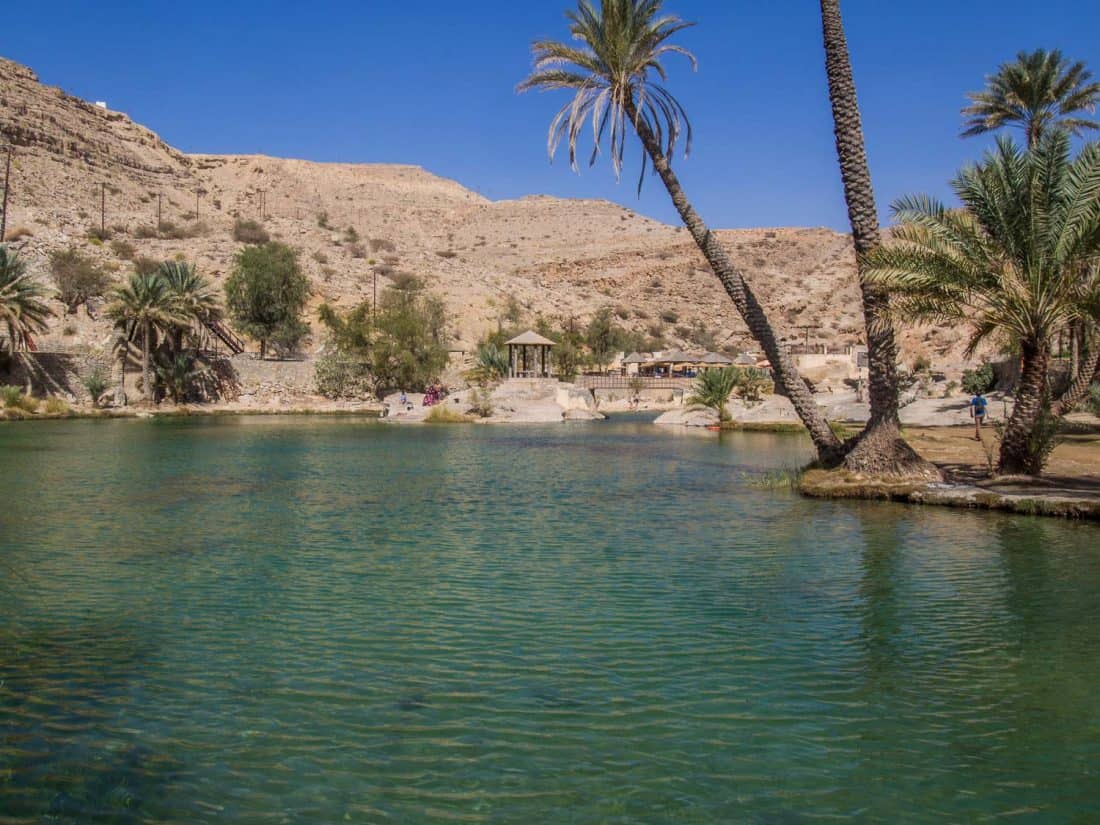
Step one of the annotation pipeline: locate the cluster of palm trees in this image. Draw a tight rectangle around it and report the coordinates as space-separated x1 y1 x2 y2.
105 263 222 405
0 246 53 355
520 0 1099 477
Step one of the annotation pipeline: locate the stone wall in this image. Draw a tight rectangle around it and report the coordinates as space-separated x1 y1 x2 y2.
228 354 319 404
1 351 111 402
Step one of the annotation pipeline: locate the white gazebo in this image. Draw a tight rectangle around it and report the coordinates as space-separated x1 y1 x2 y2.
505 330 556 378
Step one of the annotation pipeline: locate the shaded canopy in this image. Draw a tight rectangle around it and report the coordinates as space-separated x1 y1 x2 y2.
505 330 556 347
700 351 734 365
623 351 648 364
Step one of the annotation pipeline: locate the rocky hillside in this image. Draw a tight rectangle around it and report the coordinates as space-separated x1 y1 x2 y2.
0 56 961 364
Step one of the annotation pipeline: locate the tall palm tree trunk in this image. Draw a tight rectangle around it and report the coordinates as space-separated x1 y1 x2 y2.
1052 333 1098 416
623 97 842 460
999 340 1051 475
819 0 938 478
141 319 154 405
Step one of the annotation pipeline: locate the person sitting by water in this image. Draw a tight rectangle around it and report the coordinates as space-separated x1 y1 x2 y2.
970 391 988 441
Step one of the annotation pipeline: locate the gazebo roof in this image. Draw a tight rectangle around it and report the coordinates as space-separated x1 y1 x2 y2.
505 330 556 347
623 351 648 364
735 352 759 365
654 349 690 363
701 351 734 365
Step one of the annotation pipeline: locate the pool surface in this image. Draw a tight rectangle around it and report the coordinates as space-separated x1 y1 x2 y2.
1 417 1098 822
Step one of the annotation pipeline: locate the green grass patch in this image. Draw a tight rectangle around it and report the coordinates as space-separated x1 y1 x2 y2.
424 405 473 424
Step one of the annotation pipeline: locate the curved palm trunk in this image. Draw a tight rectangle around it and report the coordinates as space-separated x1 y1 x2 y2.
998 340 1051 475
623 98 842 459
141 319 154 405
1052 333 1098 416
819 0 938 478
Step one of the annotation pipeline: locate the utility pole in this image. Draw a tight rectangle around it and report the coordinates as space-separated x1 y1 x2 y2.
0 144 12 242
257 189 266 221
795 324 818 350
100 182 107 235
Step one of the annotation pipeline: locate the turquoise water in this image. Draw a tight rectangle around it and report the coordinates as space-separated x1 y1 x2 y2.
1 417 1098 823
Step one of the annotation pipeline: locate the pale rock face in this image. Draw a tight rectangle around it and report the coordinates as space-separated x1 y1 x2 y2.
1 56 975 369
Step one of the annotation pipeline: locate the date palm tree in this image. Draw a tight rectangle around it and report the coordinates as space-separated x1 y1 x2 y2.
0 245 53 354
105 272 187 405
818 0 936 477
518 0 842 460
962 49 1100 147
160 261 222 353
688 366 738 423
863 133 1100 475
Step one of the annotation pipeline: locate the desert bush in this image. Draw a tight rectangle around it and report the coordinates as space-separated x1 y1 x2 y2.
317 211 331 229
160 220 207 240
370 238 396 253
468 386 494 418
50 248 112 313
389 272 422 292
659 309 679 324
44 397 70 415
347 242 366 259
133 256 161 276
3 226 33 242
436 249 458 259
110 239 136 260
232 219 270 245
961 363 996 395
62 324 77 336
86 226 112 242
912 354 932 374
614 306 631 320
312 250 329 264
83 368 110 407
314 351 371 399
344 226 359 243
425 405 472 424
1 386 38 412
134 224 159 239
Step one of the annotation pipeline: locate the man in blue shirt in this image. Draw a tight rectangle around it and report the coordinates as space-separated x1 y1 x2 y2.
969 392 988 440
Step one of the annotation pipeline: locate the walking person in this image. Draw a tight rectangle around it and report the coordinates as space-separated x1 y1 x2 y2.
969 391 988 441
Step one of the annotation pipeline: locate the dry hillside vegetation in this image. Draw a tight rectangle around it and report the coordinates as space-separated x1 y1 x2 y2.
1 56 965 363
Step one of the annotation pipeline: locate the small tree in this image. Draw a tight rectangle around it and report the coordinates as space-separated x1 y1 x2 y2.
689 368 739 423
370 287 449 394
50 248 111 315
961 363 996 395
224 242 310 358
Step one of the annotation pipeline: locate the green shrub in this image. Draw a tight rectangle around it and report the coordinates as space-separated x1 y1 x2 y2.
1 386 38 412
659 309 679 324
134 225 159 239
232 219 270 245
314 352 371 399
425 405 472 423
1 385 23 407
344 226 359 243
83 368 110 407
961 363 996 395
317 211 331 229
86 226 112 242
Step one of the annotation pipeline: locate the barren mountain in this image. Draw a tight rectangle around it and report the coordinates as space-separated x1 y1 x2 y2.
0 56 961 364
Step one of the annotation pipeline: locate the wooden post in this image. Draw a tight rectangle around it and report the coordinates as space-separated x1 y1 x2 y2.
0 144 12 242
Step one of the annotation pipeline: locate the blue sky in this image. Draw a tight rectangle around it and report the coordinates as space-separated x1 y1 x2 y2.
4 1 1098 230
